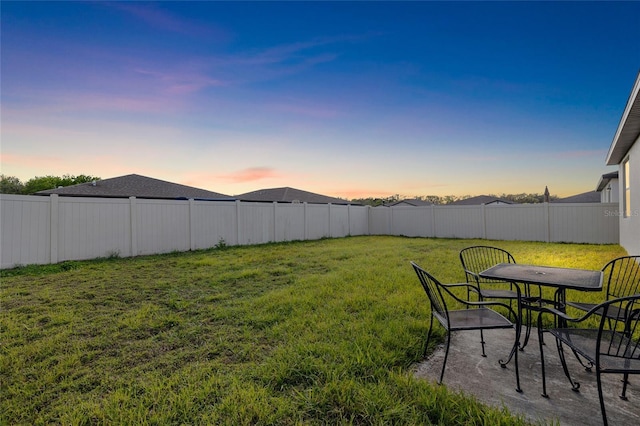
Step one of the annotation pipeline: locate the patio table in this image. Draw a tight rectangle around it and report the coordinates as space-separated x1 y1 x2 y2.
479 263 603 307
479 263 603 365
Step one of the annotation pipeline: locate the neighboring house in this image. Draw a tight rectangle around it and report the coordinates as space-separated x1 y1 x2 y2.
554 191 601 203
595 171 619 203
386 198 433 207
236 187 351 204
449 195 514 205
605 70 640 255
35 174 232 200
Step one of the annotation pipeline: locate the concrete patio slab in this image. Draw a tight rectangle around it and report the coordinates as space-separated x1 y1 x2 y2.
412 328 639 425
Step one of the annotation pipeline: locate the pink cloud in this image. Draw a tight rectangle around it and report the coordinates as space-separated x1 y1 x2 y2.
218 167 282 183
134 68 225 95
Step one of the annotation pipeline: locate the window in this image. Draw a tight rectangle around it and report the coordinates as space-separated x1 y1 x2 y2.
623 158 631 217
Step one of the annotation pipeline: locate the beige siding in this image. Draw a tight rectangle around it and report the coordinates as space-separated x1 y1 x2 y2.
619 136 640 255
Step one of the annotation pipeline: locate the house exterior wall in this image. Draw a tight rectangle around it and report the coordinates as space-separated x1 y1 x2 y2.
618 134 640 255
600 180 620 203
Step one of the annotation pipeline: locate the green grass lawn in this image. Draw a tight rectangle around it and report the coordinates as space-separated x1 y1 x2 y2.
0 236 627 425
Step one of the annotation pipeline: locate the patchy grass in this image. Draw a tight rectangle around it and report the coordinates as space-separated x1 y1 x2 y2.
0 236 625 424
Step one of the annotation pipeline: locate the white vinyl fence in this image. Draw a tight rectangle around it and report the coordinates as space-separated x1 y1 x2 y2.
0 194 619 269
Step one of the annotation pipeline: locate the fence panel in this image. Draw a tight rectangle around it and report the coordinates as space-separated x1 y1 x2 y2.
433 206 483 239
237 202 275 245
275 203 305 242
389 206 433 237
135 199 190 255
306 204 330 239
485 204 547 242
0 195 50 268
550 203 619 244
369 206 391 235
329 204 350 238
58 197 131 261
348 205 370 236
192 200 239 249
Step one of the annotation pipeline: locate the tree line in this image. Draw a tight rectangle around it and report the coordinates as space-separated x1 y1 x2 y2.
0 174 101 195
350 193 558 206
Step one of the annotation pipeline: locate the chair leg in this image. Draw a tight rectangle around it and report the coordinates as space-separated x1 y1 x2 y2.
480 329 487 357
423 318 434 358
597 371 609 426
511 325 522 393
538 323 549 398
556 338 580 392
439 331 452 385
520 307 532 350
620 373 630 400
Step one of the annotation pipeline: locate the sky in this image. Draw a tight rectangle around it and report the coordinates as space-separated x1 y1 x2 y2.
1 1 639 200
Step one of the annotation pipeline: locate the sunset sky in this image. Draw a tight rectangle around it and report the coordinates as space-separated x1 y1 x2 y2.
2 1 639 199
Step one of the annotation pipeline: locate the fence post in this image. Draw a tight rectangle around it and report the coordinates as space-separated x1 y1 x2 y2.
481 203 487 239
304 202 308 240
431 205 436 237
189 199 196 250
235 200 241 245
348 204 351 236
273 202 277 242
50 194 59 264
129 197 138 256
390 205 394 235
328 203 332 238
544 202 551 242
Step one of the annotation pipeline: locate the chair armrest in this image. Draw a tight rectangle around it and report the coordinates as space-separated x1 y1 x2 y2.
539 294 640 324
439 283 520 318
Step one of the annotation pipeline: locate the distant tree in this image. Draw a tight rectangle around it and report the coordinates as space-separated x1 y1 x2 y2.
0 175 24 194
351 192 559 205
22 174 100 194
420 195 443 205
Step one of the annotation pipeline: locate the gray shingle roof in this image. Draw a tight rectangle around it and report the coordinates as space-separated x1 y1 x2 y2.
449 195 514 205
596 171 619 192
35 174 232 200
554 191 601 203
387 199 433 207
236 187 349 204
606 70 640 165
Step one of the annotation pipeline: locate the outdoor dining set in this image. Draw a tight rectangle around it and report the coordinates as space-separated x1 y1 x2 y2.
411 247 640 426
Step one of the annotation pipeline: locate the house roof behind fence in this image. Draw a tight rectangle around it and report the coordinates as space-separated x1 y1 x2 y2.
596 171 619 192
553 191 601 203
386 199 433 207
449 195 515 205
35 174 233 200
236 187 350 204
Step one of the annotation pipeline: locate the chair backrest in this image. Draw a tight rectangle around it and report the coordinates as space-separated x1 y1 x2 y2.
596 295 640 365
459 246 516 284
602 255 640 300
411 262 449 325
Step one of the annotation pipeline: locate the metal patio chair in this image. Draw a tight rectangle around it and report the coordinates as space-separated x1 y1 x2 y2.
411 261 522 392
567 255 640 322
460 246 542 349
536 294 640 426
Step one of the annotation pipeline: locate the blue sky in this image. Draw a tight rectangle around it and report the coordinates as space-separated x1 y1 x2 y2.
2 1 639 199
